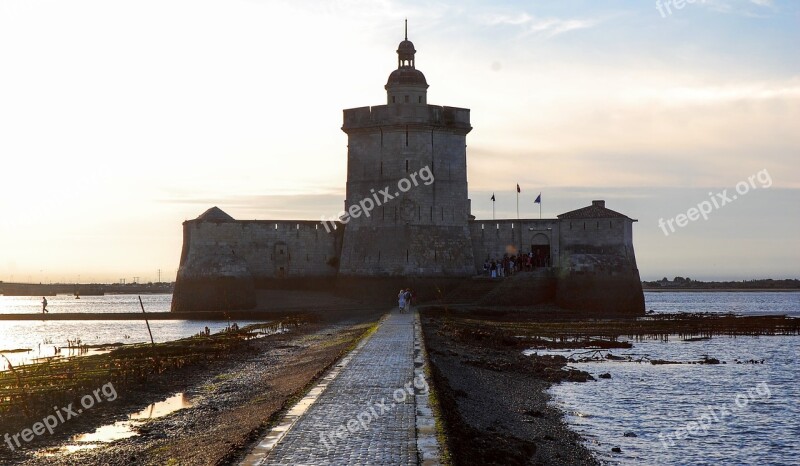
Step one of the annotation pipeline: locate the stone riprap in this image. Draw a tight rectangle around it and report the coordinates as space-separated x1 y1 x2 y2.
241 310 437 465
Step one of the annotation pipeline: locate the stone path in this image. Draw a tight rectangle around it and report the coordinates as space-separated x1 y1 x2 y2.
240 310 439 465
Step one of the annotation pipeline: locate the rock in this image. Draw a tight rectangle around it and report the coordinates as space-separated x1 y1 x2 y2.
623 432 637 437
599 372 612 379
612 447 622 453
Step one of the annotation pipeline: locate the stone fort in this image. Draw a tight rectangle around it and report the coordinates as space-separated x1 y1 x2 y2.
172 32 644 315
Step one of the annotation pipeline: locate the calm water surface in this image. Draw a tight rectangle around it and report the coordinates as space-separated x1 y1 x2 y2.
546 292 800 465
0 294 172 314
0 294 264 368
644 290 799 317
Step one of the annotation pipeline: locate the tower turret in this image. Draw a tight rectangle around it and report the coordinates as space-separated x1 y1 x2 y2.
340 26 475 277
386 21 428 106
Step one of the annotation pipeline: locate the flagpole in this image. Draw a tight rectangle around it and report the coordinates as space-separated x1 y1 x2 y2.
516 189 519 220
539 192 542 219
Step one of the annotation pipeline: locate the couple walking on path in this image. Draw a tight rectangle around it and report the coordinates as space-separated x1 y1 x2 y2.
397 288 414 313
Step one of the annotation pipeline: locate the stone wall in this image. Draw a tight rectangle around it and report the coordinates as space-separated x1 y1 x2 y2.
339 102 474 277
469 219 561 271
182 220 342 279
555 217 644 315
171 219 342 312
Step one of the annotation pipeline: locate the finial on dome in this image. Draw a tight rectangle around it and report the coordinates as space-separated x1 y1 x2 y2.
405 18 408 41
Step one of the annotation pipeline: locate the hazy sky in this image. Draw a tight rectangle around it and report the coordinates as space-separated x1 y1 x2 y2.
1 0 798 283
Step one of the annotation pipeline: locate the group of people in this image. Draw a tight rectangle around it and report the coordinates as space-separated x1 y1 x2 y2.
483 251 550 278
397 288 415 313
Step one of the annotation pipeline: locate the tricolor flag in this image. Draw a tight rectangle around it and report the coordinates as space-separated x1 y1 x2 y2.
534 193 541 204
516 184 521 193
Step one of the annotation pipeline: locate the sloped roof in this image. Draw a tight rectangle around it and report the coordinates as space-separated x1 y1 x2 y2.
196 206 235 222
557 200 631 220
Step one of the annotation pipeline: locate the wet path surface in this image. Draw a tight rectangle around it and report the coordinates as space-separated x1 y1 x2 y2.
241 310 437 465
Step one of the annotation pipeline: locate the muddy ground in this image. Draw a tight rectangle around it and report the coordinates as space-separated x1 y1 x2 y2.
421 307 600 466
2 309 382 466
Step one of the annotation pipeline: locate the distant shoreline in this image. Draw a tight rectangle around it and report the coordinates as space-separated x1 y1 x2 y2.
0 310 292 321
643 288 800 292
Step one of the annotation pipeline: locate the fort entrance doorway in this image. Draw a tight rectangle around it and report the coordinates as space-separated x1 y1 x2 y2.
530 234 551 268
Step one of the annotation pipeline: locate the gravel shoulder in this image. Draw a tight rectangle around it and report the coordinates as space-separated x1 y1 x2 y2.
421 308 599 466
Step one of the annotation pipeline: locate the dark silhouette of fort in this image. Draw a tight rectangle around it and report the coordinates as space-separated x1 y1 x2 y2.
172 32 644 315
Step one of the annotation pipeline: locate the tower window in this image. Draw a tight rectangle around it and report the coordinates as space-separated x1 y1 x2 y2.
392 96 396 103
405 95 409 103
418 96 422 103
406 159 409 171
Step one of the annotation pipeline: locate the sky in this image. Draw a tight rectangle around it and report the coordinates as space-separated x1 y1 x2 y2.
0 0 798 283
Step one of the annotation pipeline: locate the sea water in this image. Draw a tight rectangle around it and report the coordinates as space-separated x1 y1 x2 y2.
0 293 265 368
546 291 800 465
0 293 172 314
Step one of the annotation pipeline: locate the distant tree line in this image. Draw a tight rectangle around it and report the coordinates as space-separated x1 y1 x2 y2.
642 278 800 289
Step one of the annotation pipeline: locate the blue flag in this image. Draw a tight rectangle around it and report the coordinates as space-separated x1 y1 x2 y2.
534 193 541 204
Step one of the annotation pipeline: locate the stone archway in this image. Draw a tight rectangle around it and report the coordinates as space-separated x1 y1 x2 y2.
530 233 551 267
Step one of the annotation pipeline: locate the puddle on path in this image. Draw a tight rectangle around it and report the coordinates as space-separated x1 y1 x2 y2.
42 392 193 455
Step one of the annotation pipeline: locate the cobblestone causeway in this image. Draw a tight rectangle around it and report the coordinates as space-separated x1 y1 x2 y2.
244 310 428 465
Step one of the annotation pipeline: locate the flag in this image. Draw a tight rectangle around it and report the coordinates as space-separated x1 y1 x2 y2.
491 193 495 201
516 184 520 193
534 193 541 204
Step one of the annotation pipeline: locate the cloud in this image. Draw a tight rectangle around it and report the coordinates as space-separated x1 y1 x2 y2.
486 12 601 37
702 0 776 16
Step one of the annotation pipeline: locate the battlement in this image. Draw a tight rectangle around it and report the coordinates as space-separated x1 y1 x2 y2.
342 104 471 131
185 218 342 232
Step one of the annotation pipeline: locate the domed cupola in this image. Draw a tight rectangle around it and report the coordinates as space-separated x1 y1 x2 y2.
385 20 429 105
397 39 416 67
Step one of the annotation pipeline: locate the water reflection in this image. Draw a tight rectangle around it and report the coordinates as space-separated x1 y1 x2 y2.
48 393 193 454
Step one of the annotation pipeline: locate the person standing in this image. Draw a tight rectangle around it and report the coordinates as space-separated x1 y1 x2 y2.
42 297 48 314
403 289 412 313
398 289 406 313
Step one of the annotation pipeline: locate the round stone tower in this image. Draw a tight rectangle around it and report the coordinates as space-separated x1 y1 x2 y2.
339 27 476 277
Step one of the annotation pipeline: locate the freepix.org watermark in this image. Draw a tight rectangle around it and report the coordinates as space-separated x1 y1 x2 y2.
658 169 772 236
657 381 771 449
320 165 434 233
656 0 706 18
319 373 429 452
3 382 118 451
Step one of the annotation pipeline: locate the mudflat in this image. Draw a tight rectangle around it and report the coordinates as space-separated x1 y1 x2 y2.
421 307 599 466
